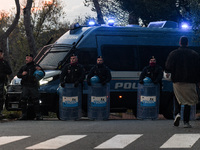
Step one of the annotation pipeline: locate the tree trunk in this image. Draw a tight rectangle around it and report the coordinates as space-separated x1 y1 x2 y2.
128 13 139 25
24 0 36 56
92 0 105 24
0 0 20 60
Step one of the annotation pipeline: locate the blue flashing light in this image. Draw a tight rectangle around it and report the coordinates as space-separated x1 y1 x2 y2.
74 23 80 28
180 22 192 29
70 23 80 30
108 18 115 26
89 20 95 26
181 23 189 29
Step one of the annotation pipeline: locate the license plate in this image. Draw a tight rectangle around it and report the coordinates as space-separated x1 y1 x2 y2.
11 104 19 108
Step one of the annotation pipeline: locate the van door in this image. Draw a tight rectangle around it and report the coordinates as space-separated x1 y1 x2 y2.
96 35 140 90
96 35 140 112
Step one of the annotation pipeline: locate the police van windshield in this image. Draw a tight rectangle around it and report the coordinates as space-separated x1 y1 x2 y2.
39 46 70 70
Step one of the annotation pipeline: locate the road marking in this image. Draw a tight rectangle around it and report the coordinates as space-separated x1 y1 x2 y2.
26 135 87 149
0 136 30 146
160 134 200 148
94 134 143 149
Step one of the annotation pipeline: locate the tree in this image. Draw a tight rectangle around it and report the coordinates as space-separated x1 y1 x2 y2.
109 0 184 26
23 0 36 56
7 0 69 75
92 0 105 24
21 0 68 54
32 0 67 50
84 0 105 24
177 0 200 28
0 0 20 60
85 0 185 26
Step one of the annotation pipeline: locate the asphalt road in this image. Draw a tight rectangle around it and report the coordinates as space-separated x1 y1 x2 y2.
0 118 200 150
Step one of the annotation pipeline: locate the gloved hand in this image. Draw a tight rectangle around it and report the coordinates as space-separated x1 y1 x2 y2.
87 81 91 86
74 81 79 87
61 82 65 88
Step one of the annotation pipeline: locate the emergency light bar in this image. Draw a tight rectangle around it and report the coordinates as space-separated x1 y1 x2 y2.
108 18 115 26
89 20 95 26
181 22 191 29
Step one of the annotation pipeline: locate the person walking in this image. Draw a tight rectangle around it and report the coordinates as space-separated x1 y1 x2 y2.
17 54 45 120
87 56 111 86
165 36 200 128
0 50 12 117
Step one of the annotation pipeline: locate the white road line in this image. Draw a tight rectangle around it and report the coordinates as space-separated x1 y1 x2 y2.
0 136 30 146
26 135 87 149
160 134 200 148
94 134 143 149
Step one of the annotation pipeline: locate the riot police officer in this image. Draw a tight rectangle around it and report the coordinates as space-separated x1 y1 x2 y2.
87 56 111 86
60 54 85 88
0 50 12 117
139 56 163 87
17 54 45 120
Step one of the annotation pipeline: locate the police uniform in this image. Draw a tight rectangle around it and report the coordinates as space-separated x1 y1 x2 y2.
0 57 12 115
17 60 45 120
87 63 111 85
60 63 85 87
139 64 163 86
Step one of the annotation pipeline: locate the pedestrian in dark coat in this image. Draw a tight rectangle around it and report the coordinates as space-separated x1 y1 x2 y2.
0 50 12 116
17 54 45 120
87 56 111 86
60 54 85 88
165 36 200 128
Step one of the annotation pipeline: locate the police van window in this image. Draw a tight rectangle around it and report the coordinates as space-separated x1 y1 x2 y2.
77 48 97 72
138 46 178 70
39 52 68 69
101 45 138 71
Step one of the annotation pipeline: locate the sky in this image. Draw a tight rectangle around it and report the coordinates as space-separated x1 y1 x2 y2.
0 0 96 22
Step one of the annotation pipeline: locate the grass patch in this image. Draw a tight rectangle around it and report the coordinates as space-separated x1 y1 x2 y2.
2 109 21 119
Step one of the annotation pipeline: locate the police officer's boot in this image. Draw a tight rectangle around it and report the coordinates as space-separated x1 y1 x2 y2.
34 103 43 120
18 100 27 120
18 109 27 120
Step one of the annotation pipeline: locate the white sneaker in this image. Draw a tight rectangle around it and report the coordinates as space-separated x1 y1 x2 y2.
174 113 181 127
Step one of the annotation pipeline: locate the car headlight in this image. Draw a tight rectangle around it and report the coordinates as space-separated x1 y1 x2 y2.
39 77 53 85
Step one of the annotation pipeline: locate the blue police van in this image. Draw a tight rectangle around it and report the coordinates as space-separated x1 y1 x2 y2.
5 21 200 119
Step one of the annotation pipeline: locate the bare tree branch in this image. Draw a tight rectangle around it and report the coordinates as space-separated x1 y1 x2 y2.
0 0 20 60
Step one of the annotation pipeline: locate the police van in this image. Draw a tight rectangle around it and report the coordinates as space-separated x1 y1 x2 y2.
5 20 200 119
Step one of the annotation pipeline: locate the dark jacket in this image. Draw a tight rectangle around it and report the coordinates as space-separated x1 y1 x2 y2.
17 61 44 87
0 59 12 83
87 64 112 85
60 63 85 84
139 64 163 85
165 47 200 83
